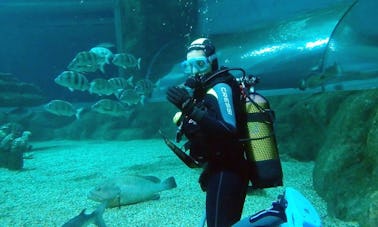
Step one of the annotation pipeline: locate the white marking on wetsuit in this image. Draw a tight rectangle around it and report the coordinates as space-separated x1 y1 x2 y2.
212 83 236 128
221 87 233 116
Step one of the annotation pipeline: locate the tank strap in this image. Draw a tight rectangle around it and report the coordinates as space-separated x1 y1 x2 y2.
239 134 274 142
247 110 275 123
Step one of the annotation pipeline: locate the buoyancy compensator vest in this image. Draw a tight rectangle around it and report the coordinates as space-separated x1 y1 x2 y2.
198 67 283 188
164 67 283 188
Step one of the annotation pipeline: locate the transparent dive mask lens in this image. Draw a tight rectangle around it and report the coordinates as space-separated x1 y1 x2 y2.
181 56 211 74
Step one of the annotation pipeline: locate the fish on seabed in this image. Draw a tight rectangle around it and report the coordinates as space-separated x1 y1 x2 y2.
112 53 141 70
87 175 177 208
44 100 83 119
62 202 107 227
54 71 89 92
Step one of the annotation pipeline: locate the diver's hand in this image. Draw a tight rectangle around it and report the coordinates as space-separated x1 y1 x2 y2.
166 86 195 114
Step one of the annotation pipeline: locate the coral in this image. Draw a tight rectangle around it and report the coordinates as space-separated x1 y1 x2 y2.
11 131 32 153
0 123 32 170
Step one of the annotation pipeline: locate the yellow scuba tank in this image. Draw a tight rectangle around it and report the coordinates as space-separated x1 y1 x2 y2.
244 91 283 189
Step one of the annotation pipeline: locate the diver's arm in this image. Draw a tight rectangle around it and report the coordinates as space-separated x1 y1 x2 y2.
191 83 238 136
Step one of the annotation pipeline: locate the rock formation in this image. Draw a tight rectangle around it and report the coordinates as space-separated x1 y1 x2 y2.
270 89 378 226
0 72 46 107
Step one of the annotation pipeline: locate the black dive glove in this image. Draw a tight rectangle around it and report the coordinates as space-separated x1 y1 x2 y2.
167 86 207 121
166 86 195 114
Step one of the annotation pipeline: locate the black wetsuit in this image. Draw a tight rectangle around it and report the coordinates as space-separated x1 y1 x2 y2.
182 70 249 227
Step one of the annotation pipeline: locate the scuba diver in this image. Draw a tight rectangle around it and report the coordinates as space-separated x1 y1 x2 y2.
165 38 320 227
166 37 250 226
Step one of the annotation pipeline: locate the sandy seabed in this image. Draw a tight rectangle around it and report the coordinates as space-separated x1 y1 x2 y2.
0 139 359 227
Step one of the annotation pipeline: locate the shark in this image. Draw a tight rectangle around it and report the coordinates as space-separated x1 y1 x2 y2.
62 202 107 227
148 1 377 101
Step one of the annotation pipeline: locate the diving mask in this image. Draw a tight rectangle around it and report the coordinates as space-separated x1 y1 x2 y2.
181 56 211 75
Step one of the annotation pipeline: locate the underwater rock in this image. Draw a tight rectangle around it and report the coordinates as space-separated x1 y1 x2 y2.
11 131 32 153
0 122 32 170
270 92 349 161
303 89 377 226
270 89 378 226
0 72 46 107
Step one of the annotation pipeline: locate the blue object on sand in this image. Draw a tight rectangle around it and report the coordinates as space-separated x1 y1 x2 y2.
231 187 321 227
280 187 321 227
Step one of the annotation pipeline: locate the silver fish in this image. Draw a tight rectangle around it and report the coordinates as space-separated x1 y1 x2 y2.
44 100 82 119
68 51 106 73
114 88 141 106
62 202 107 227
112 53 141 70
54 71 89 92
89 47 113 64
87 175 177 208
89 78 114 96
95 42 115 49
91 99 129 117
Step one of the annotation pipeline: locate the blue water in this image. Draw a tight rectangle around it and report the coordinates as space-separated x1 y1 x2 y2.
0 1 115 101
1 0 377 103
0 1 377 226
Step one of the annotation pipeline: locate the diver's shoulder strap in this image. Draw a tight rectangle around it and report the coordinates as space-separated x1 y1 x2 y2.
202 67 236 91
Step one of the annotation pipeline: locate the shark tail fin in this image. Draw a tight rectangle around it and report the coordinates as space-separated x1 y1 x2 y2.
93 202 107 227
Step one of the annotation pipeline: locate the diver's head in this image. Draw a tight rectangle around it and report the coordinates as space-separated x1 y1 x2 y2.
182 38 218 77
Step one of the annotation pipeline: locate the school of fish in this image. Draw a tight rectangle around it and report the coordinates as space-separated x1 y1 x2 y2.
44 44 155 118
44 44 179 226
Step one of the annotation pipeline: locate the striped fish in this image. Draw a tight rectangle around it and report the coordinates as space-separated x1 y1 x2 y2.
68 51 106 73
112 53 141 70
91 99 129 117
54 71 89 92
44 100 82 119
134 79 154 104
89 78 114 96
134 79 154 97
115 88 141 106
89 46 113 64
107 76 134 91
